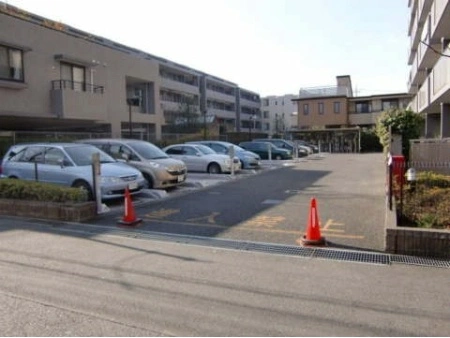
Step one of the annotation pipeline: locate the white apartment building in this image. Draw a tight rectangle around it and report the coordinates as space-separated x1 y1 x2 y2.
261 94 298 136
407 0 450 138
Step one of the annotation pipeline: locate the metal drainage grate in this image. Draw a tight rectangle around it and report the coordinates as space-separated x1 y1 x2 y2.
390 254 450 268
312 248 390 265
242 242 314 258
47 223 449 268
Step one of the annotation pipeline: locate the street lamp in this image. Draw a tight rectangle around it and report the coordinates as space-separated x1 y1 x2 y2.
248 113 256 140
126 97 140 138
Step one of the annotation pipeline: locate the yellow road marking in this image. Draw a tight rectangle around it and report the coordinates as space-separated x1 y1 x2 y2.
145 208 180 219
143 218 364 239
243 215 286 228
187 212 220 224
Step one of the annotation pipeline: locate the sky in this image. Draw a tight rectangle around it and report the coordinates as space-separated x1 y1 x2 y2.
5 0 410 97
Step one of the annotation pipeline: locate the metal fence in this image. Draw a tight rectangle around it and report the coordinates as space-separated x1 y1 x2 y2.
387 159 450 229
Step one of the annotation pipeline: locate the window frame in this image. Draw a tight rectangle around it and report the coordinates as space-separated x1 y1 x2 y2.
303 103 309 115
0 44 24 82
334 102 341 114
318 102 324 115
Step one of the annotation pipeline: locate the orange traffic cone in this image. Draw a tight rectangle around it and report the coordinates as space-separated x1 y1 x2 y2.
298 197 325 246
117 187 142 226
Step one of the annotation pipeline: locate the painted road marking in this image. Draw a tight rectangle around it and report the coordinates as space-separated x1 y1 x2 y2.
243 215 286 228
187 212 220 224
321 219 345 233
145 208 180 219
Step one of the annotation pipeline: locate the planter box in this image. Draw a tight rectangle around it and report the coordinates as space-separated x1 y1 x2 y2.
0 198 97 222
385 203 450 259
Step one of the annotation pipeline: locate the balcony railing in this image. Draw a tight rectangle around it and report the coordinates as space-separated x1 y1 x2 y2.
298 86 350 99
52 80 104 94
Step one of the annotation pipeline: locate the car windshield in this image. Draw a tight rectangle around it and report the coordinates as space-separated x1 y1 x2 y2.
128 141 169 160
229 144 245 152
64 145 116 166
195 144 216 155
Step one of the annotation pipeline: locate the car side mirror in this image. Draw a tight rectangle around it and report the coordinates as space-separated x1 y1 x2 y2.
121 153 130 161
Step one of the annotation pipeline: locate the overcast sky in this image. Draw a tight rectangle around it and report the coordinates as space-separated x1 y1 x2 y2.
5 0 410 97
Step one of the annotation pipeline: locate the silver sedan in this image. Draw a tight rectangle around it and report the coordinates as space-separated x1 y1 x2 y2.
162 144 241 174
1 143 146 200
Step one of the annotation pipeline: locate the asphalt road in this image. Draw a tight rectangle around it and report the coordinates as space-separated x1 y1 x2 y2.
88 153 387 252
0 223 448 336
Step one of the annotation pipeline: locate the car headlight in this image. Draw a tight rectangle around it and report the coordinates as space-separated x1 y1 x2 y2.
100 176 123 184
149 162 161 168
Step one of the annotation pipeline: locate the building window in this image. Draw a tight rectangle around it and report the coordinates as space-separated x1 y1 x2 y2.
263 110 269 118
0 45 24 82
356 101 370 113
262 99 269 106
318 102 324 114
334 102 341 114
60 62 85 91
303 103 309 115
382 99 399 111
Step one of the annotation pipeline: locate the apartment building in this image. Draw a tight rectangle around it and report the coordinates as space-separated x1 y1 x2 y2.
261 94 298 136
348 93 411 127
292 75 410 130
292 75 353 130
407 0 450 138
290 75 411 152
0 2 261 140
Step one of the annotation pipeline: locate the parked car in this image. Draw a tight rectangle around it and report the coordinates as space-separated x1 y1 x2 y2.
293 140 319 153
162 143 241 174
76 139 187 189
186 140 261 169
253 138 310 157
0 143 146 200
239 141 293 160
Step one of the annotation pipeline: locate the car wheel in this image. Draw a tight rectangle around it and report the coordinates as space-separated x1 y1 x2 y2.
208 163 221 174
143 173 154 189
275 155 282 160
72 180 94 201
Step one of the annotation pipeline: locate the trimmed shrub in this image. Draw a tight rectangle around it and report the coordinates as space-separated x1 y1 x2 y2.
0 179 88 203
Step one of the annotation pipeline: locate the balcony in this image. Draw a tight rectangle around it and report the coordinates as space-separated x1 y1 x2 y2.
417 79 430 113
430 54 450 104
160 77 200 96
298 86 350 99
348 111 384 126
205 89 236 104
207 108 236 120
50 80 107 120
239 97 260 109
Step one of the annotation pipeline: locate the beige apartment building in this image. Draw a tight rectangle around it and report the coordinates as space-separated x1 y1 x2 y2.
0 2 261 141
407 0 450 138
293 75 410 130
291 75 411 152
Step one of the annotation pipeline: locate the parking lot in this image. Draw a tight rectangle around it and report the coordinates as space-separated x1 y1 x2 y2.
83 153 387 252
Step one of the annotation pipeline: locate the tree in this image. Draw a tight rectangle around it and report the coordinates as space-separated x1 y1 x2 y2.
375 108 424 159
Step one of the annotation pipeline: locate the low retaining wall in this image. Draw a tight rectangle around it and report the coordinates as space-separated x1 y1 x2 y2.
0 199 97 222
385 203 450 259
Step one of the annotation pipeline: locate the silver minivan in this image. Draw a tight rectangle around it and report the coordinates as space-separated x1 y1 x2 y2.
77 139 187 189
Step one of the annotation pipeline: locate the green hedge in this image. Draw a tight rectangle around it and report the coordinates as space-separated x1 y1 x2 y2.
0 179 88 203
